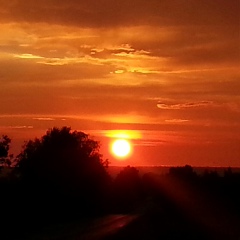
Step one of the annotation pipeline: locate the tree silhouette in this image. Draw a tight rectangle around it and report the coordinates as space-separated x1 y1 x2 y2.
16 127 111 216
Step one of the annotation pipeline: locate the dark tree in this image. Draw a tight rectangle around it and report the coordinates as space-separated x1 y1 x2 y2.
16 127 111 216
113 166 143 212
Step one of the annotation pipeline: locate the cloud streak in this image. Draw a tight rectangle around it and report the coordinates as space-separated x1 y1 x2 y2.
157 101 213 110
165 119 190 123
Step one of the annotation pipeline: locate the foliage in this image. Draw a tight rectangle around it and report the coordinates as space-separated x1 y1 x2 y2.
0 135 10 157
0 135 12 167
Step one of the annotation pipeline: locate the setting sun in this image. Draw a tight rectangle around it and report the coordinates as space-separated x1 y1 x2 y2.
111 139 132 159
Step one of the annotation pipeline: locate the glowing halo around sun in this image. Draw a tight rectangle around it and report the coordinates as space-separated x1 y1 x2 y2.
111 139 132 159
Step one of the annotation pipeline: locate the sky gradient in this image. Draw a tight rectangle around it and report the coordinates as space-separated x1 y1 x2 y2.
0 0 239 166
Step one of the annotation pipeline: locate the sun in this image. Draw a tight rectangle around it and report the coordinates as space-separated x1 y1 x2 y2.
111 139 132 159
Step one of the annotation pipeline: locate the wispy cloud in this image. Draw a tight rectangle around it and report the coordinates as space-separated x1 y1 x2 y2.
14 53 44 59
32 117 55 121
2 125 33 129
165 119 190 123
157 101 213 110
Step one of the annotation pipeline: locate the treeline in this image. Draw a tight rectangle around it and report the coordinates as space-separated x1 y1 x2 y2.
0 127 240 239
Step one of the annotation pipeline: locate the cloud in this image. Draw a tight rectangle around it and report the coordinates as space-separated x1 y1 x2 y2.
157 101 213 110
0 1 238 28
3 125 33 129
32 117 55 121
14 53 44 59
165 119 190 123
135 140 167 147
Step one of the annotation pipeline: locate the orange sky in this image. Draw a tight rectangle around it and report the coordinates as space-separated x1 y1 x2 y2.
0 0 239 166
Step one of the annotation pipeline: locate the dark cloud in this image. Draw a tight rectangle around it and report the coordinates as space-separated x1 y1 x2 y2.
128 25 239 67
0 0 238 28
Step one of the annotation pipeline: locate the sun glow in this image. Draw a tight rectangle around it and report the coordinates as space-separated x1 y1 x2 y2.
105 130 142 139
111 139 132 159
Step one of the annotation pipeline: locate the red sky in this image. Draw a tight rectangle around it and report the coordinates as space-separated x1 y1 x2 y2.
0 0 239 166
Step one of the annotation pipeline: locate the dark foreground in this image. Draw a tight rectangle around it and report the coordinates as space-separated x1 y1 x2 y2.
1 196 240 240
4 205 240 240
2 165 240 239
